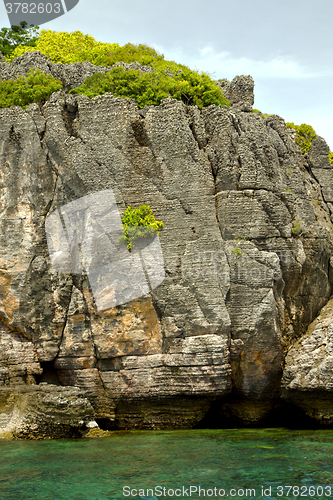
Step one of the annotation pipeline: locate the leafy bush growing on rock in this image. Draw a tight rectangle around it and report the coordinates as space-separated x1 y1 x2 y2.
118 205 164 251
69 68 169 108
286 122 317 154
69 66 228 109
286 122 333 163
0 69 63 109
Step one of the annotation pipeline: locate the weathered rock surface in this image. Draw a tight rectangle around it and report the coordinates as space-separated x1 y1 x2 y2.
282 297 333 424
0 383 96 439
215 75 254 110
1 52 333 434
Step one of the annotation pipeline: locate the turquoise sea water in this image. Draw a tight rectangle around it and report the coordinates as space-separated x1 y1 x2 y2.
1 429 333 500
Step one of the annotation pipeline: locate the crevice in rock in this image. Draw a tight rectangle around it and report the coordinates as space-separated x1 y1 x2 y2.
30 113 46 142
150 293 165 322
305 159 328 209
132 118 150 147
81 279 108 394
179 199 193 215
42 159 59 220
9 125 20 143
53 283 74 363
187 120 206 151
62 101 79 139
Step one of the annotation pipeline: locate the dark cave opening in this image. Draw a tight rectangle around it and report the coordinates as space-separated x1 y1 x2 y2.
195 399 326 430
95 418 117 431
36 361 62 386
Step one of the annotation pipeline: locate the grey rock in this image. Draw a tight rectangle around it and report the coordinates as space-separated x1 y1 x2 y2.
308 137 333 205
282 298 333 424
0 51 52 80
216 75 254 107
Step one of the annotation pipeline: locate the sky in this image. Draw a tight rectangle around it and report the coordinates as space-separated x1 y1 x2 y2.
1 0 332 149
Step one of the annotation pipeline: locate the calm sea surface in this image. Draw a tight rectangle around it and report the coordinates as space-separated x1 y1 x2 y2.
1 429 333 500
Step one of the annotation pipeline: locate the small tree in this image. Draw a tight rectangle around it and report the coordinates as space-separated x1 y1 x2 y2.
0 21 40 58
118 204 163 251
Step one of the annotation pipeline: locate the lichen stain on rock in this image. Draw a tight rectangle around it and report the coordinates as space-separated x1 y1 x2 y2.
0 271 19 325
91 296 163 358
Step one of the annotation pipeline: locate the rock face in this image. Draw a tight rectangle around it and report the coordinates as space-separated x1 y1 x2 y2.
282 298 333 424
1 52 333 435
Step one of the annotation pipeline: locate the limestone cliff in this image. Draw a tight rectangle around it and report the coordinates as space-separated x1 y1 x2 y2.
1 52 333 437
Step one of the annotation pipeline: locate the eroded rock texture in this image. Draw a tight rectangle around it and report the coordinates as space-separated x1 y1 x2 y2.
282 298 333 424
1 52 333 435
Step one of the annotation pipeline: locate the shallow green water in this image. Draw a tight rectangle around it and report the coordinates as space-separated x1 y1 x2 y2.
1 429 333 500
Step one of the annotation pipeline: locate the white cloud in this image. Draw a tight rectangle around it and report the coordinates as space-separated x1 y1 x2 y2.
153 44 333 81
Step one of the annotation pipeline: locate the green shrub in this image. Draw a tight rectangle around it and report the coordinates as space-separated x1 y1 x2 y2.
7 29 165 66
0 69 63 109
286 122 317 154
118 205 164 251
232 247 242 256
286 122 333 163
69 65 229 109
69 68 169 108
0 21 40 58
252 108 272 119
99 43 164 67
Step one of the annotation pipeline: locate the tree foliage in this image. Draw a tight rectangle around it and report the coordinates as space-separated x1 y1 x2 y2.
0 69 63 109
7 29 130 64
286 122 333 162
118 205 164 251
0 21 40 58
69 66 228 109
286 122 317 154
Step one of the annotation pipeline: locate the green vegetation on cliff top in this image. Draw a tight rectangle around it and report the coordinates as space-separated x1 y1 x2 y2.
286 122 333 163
3 28 229 110
0 24 331 158
253 109 333 164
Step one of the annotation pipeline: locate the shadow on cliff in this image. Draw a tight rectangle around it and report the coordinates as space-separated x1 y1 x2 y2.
194 398 327 430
